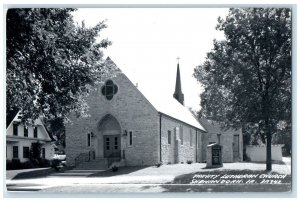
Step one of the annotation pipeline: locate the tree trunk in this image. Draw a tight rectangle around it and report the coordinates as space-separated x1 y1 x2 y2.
266 119 272 171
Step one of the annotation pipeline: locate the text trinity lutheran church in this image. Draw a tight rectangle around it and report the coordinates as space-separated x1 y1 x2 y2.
65 57 242 169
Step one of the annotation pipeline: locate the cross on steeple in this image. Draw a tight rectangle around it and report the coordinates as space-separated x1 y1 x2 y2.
176 57 180 64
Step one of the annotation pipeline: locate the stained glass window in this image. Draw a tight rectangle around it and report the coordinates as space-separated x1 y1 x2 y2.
101 80 118 100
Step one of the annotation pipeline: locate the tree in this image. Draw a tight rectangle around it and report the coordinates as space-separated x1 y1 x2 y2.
30 141 42 162
6 8 115 123
194 8 291 171
45 117 66 148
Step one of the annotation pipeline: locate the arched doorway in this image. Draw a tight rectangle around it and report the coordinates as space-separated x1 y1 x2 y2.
98 114 122 158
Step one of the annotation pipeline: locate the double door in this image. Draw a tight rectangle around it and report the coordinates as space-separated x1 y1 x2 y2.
103 135 121 158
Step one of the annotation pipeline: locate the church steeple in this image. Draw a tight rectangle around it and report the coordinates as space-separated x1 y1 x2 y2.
173 60 184 105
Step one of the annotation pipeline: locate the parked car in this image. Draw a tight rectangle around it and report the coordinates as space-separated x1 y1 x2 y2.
51 151 66 170
52 151 66 161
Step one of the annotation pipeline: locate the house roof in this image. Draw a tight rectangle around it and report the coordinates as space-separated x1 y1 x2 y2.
6 111 55 141
105 57 206 131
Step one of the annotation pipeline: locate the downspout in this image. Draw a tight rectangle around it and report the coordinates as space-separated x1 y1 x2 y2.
159 113 162 162
196 129 198 162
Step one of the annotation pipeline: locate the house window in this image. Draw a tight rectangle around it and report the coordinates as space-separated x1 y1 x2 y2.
168 130 171 145
180 126 183 145
87 133 91 147
23 147 30 158
13 123 18 136
42 148 46 159
24 126 28 137
101 80 118 100
13 146 18 158
34 127 38 138
190 129 193 147
129 131 133 146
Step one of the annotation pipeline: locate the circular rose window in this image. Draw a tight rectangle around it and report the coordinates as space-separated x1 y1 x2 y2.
101 80 118 100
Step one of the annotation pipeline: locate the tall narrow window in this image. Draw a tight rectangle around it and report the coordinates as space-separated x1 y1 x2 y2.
24 126 28 137
168 130 171 145
217 134 221 144
23 147 30 158
114 137 118 149
42 148 46 159
13 123 18 136
129 131 133 146
34 127 38 138
190 128 193 147
13 146 18 158
87 133 91 147
180 126 183 145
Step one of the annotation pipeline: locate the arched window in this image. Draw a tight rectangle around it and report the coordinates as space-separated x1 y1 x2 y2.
101 80 118 100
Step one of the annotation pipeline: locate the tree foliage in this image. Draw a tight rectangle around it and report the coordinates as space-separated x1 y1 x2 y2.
30 141 42 161
7 8 115 123
194 8 291 170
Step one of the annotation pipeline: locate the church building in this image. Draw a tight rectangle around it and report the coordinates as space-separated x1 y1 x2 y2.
65 57 208 167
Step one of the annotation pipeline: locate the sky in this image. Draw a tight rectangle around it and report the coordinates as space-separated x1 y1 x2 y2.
72 8 229 111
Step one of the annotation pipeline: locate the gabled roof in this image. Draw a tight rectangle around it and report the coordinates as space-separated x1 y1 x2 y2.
199 118 239 134
6 111 55 141
105 57 206 131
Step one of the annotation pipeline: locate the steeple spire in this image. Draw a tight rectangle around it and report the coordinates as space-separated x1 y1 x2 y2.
173 59 184 105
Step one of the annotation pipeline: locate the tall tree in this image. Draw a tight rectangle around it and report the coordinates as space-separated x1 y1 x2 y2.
6 8 115 123
194 8 291 171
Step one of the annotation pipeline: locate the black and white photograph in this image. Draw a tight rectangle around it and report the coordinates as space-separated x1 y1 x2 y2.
3 1 295 197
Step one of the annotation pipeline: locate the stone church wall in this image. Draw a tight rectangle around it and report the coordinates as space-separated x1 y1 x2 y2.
160 115 199 164
201 129 243 163
65 73 160 166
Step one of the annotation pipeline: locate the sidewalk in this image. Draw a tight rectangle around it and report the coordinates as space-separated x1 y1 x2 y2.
6 160 291 192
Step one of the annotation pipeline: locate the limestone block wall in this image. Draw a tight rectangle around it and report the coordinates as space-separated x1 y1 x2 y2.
160 115 200 164
201 128 243 163
65 73 159 166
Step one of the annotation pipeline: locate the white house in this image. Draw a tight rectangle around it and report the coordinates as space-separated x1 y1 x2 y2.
6 112 55 162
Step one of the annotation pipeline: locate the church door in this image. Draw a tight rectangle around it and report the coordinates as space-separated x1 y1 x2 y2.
98 114 122 158
233 135 240 161
103 135 121 158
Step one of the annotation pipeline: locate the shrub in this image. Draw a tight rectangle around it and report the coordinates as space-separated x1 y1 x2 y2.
186 160 193 164
22 161 36 169
6 160 13 170
39 159 51 167
167 162 172 165
30 142 42 162
6 159 37 170
155 162 162 167
111 165 118 172
11 159 22 169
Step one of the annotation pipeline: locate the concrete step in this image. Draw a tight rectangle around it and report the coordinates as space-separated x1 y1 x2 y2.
49 169 103 177
74 159 108 170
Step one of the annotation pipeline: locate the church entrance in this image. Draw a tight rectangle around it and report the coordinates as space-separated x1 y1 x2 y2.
103 135 121 158
98 114 122 158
